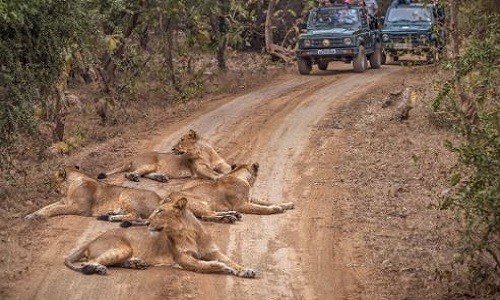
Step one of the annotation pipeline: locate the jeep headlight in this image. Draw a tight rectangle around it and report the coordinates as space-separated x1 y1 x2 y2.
343 37 352 45
303 39 311 47
382 34 389 42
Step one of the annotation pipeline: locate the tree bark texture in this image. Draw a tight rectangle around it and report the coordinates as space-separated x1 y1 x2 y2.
449 0 477 124
265 0 295 62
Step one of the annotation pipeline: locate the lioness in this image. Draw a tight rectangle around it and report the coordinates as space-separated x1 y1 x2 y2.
64 197 256 278
97 129 232 182
25 166 162 224
168 162 295 222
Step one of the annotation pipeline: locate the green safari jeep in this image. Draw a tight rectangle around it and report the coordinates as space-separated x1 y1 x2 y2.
381 0 446 63
295 4 383 75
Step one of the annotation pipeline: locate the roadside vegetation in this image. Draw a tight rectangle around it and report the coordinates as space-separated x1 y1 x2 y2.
432 0 499 296
0 0 497 297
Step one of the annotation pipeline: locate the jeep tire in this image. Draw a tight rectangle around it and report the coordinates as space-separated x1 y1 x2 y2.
353 45 367 73
298 58 312 75
369 42 382 69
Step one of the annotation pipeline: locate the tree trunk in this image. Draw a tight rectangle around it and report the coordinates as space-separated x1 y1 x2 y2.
450 0 477 124
100 11 141 95
265 0 295 62
216 0 229 69
161 15 178 91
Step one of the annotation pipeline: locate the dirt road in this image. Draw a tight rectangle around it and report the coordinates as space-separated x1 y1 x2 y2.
9 63 402 300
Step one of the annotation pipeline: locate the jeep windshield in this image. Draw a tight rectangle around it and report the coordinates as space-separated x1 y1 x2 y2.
386 6 432 24
309 7 361 29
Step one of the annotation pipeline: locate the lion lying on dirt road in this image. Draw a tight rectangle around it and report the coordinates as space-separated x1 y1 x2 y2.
25 166 162 223
168 162 295 223
97 129 232 182
64 197 256 278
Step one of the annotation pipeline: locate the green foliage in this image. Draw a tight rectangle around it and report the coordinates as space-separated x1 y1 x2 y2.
433 0 500 294
0 0 311 174
0 0 91 170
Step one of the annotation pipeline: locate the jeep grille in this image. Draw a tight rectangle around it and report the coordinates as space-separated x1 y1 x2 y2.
387 33 419 43
308 37 346 48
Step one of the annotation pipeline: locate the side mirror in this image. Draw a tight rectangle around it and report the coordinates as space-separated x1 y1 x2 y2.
379 16 385 26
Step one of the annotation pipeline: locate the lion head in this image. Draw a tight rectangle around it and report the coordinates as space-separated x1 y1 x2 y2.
172 129 202 156
147 197 193 235
54 165 80 194
230 162 259 186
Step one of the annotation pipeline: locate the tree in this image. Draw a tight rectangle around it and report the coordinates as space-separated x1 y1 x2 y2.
265 0 297 62
435 0 499 295
0 0 91 170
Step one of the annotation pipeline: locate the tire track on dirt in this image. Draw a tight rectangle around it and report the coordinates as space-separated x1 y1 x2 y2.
148 65 400 299
216 69 397 299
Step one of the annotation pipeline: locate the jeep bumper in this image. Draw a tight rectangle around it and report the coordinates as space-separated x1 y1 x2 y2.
383 42 432 54
296 47 360 59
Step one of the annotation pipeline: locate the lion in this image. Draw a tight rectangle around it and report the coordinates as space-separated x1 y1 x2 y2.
25 166 162 224
168 162 295 223
96 129 232 182
64 197 256 278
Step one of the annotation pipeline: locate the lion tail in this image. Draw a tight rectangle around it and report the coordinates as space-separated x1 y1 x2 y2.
97 162 132 179
64 245 87 273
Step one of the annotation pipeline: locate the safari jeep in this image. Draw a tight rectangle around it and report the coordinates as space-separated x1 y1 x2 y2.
381 0 446 63
295 3 383 75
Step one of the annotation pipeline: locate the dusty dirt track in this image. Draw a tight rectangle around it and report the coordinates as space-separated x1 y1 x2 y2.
6 63 427 300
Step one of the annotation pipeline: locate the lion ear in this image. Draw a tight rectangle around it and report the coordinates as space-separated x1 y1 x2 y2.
174 197 188 211
252 162 259 172
188 129 198 140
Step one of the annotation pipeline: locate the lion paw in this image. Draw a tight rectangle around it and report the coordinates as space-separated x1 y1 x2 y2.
228 211 242 220
238 268 256 278
152 174 169 183
122 258 148 269
81 263 107 275
125 173 140 182
221 215 237 224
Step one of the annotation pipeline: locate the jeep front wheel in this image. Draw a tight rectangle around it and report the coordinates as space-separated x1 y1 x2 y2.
369 43 382 69
353 45 367 73
297 58 312 75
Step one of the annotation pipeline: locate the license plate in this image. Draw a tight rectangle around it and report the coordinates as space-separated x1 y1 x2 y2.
317 49 336 55
393 43 412 50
